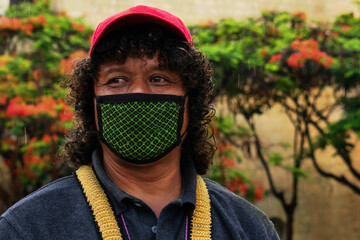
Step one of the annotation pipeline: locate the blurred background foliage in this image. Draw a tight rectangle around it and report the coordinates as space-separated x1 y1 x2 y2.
190 9 360 239
0 1 359 239
0 0 92 210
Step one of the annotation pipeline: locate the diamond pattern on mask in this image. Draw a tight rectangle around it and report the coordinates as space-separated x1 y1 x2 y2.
100 101 181 162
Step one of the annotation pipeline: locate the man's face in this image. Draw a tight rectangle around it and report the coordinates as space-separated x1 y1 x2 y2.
93 56 189 163
94 56 186 96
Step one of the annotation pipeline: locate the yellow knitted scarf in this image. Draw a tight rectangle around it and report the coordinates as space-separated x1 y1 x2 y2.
76 165 212 240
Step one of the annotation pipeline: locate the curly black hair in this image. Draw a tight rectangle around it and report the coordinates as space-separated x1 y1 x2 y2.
60 24 216 174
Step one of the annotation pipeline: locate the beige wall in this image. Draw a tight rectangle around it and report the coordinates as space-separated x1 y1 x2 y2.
51 0 359 27
51 1 360 240
215 89 360 240
251 104 360 240
0 0 9 15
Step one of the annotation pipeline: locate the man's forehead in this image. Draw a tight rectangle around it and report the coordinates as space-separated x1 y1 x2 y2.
102 51 174 68
100 57 160 71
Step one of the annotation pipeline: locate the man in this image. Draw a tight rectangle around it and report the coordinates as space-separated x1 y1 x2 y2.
0 5 280 239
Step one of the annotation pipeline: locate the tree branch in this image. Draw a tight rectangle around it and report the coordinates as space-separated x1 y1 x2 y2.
308 120 360 180
304 123 360 194
243 115 291 210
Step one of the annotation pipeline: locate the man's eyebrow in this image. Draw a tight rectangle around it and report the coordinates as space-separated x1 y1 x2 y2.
102 66 125 75
102 64 169 74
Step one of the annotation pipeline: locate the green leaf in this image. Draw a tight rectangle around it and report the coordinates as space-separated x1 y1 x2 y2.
275 76 295 92
268 152 284 166
284 166 308 178
279 142 291 149
265 63 280 72
344 69 357 78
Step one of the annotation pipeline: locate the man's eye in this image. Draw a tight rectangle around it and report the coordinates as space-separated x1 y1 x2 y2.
109 78 126 84
151 76 167 83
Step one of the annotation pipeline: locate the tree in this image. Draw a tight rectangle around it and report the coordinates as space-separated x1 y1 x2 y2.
0 0 92 213
209 115 265 203
190 10 360 240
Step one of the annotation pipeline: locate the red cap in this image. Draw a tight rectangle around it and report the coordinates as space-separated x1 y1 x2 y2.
89 5 192 57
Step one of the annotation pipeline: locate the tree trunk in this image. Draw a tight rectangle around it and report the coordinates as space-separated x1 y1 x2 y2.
285 208 294 240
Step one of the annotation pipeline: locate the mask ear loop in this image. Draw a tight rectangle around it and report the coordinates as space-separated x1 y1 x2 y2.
181 128 188 139
91 95 102 141
180 92 189 139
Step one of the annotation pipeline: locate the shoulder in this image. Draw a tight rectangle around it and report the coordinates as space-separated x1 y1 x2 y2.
0 174 97 239
204 178 266 218
4 175 81 215
204 178 280 239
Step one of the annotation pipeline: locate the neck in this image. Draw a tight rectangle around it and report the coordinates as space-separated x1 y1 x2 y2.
102 145 183 217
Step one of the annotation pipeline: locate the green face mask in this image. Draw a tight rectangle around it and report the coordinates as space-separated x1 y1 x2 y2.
96 93 186 164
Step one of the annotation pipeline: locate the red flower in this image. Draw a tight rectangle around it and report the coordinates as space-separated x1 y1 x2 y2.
288 39 333 68
254 185 264 201
24 104 37 116
52 134 58 141
50 124 57 133
71 22 86 32
28 15 47 26
6 97 27 117
42 134 52 143
59 112 74 121
60 50 87 74
22 165 37 180
37 15 47 25
0 17 34 35
6 97 39 117
287 52 304 68
226 177 239 192
26 147 34 154
238 184 250 194
22 24 34 35
3 158 11 167
6 96 74 118
269 54 281 63
260 48 268 58
221 156 235 168
291 12 306 21
341 25 351 31
1 138 16 153
332 32 339 37
320 54 333 67
291 38 318 51
58 11 67 16
23 155 42 164
0 95 7 105
218 143 226 153
32 69 44 80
